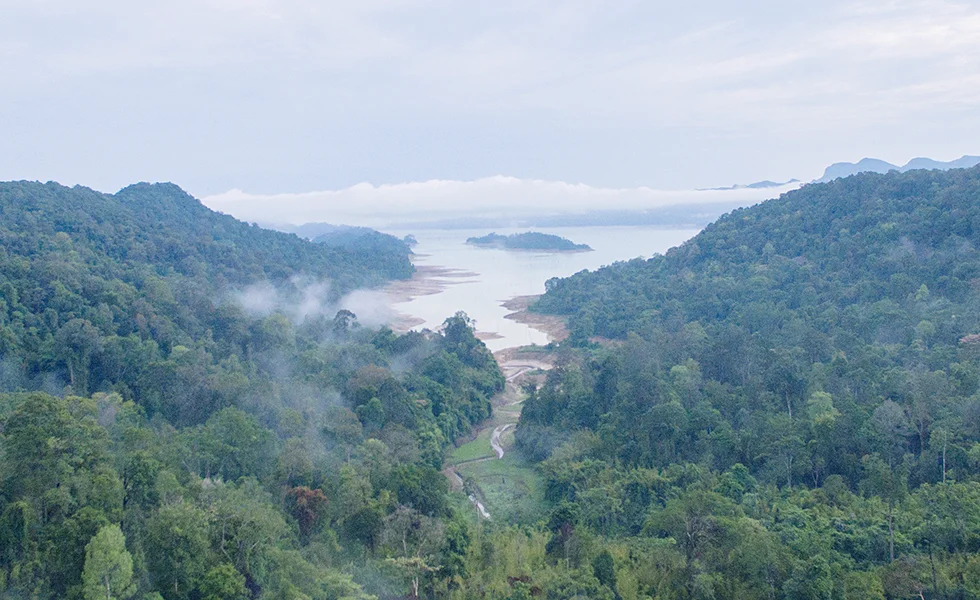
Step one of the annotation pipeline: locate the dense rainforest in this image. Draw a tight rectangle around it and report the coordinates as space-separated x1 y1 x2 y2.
513 166 980 599
0 182 503 599
10 167 980 600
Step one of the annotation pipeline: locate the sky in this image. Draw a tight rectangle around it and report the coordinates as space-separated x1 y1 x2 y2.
2 0 979 220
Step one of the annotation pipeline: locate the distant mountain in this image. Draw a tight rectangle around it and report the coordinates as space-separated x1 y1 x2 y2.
700 179 800 191
817 155 980 182
262 222 414 279
268 222 378 240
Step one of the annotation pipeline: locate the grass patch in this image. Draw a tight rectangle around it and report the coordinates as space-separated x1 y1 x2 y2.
450 427 495 464
456 451 545 523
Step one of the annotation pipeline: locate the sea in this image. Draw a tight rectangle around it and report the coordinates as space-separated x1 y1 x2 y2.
379 226 700 351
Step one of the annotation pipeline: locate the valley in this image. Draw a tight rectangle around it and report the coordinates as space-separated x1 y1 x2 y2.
448 346 557 523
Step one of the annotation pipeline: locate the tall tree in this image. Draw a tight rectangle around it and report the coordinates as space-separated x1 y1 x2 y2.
81 524 135 600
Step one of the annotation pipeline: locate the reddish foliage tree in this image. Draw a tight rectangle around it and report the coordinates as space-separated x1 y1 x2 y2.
285 486 328 542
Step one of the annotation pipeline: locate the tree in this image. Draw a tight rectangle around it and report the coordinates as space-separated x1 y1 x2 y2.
146 503 211 599
285 486 328 543
56 318 104 394
332 309 357 338
324 405 365 461
870 400 912 467
592 549 617 593
783 556 833 600
82 524 135 600
545 501 583 568
3 393 109 498
181 407 276 481
860 454 909 562
646 487 735 566
49 506 111 598
381 506 445 599
203 480 288 581
199 564 248 600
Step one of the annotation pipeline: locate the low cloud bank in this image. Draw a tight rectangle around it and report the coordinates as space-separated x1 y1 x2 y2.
202 176 799 229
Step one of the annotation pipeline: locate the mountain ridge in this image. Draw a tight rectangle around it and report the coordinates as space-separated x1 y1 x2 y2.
817 154 980 182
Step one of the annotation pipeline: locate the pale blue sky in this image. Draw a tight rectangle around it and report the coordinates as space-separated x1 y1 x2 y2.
2 0 979 202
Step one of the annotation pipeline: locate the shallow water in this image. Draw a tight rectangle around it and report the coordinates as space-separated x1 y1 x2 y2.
381 226 700 351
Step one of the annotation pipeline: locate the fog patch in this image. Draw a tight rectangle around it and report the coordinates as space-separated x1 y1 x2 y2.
337 289 400 329
231 277 405 333
236 281 280 315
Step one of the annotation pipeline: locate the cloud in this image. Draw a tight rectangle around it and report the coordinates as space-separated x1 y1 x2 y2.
202 176 796 228
2 0 979 192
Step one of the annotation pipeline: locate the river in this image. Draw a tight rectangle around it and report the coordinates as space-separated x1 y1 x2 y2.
380 226 700 351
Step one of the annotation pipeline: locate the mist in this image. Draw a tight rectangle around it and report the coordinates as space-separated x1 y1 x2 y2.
203 176 801 228
231 277 401 330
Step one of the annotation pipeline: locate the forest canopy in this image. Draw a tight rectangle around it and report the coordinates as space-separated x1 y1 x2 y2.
0 181 503 599
511 166 980 599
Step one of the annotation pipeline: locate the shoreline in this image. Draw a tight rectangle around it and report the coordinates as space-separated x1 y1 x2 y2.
378 264 570 351
466 245 593 254
384 265 479 303
500 295 569 345
379 265 478 331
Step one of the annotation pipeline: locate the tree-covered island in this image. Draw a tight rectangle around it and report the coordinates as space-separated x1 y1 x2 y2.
465 232 592 252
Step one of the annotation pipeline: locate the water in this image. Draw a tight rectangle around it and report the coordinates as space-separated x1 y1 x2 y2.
382 226 700 351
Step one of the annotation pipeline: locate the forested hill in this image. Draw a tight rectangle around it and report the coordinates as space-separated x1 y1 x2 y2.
513 165 980 598
537 165 980 342
466 232 592 252
1 181 412 290
0 178 504 599
0 180 419 397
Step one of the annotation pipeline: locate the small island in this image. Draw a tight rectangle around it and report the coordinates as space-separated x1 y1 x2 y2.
465 231 592 252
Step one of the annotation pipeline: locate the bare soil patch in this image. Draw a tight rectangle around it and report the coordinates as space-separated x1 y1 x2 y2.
501 295 569 343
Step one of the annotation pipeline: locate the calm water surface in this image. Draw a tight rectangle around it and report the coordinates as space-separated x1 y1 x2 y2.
382 226 700 351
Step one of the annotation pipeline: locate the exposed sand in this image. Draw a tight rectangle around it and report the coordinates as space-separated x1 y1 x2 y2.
475 331 504 341
384 265 479 303
380 265 570 351
501 295 569 344
380 265 478 331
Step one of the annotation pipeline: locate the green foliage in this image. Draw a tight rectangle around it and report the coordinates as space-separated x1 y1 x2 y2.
0 180 412 420
0 311 501 599
466 232 592 252
0 179 508 598
500 167 980 599
81 524 135 600
145 503 211 599
199 564 248 600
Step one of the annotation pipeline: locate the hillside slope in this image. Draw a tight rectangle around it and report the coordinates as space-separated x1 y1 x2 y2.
0 181 503 600
512 166 980 597
537 166 980 343
0 181 415 413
